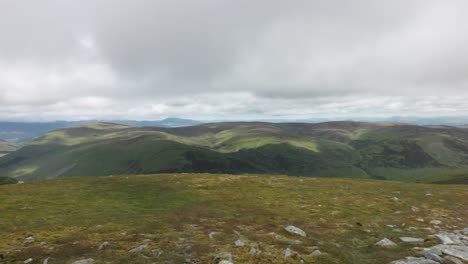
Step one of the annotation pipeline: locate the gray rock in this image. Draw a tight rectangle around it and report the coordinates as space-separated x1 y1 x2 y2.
311 249 322 256
459 228 468 236
435 232 462 245
443 256 464 264
249 247 257 254
234 239 245 247
214 252 233 262
40 242 47 247
423 251 443 263
390 257 438 264
209 232 218 239
218 261 233 264
426 244 453 255
284 248 293 258
24 236 34 245
285 225 306 237
128 244 148 253
430 220 442 225
376 238 397 247
442 246 468 261
24 259 33 264
72 259 95 264
400 237 424 243
43 257 49 264
98 241 109 250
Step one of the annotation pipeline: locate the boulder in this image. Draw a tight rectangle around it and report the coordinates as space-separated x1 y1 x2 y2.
422 251 443 263
435 232 462 245
442 246 468 261
443 256 464 264
390 257 439 264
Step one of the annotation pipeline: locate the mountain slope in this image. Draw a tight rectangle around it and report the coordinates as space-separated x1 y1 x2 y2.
0 139 17 157
2 121 468 182
0 118 202 143
0 174 466 263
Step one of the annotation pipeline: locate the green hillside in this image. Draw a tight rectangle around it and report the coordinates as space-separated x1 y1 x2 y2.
0 139 17 157
2 121 468 182
0 174 466 263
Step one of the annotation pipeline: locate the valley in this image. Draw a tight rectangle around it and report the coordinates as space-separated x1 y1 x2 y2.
1 121 468 183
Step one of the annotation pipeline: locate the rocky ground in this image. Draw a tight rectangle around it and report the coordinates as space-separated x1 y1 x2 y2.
0 174 466 263
389 228 468 264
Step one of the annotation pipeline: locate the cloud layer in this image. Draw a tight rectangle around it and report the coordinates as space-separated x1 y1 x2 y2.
1 0 468 121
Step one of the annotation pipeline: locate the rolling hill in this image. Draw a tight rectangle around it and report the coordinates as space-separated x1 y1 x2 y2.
0 139 17 157
1 121 468 182
0 118 201 143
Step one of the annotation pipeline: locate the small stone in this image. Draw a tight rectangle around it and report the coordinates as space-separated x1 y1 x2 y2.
40 242 47 247
234 239 245 247
43 257 50 264
416 218 425 222
400 237 424 243
392 197 400 201
284 248 293 258
24 236 35 245
249 247 257 254
218 261 233 264
376 238 397 247
72 259 95 264
411 206 420 212
214 252 233 262
209 232 218 239
98 241 109 250
311 249 322 256
430 220 442 225
24 259 33 264
285 225 306 237
128 244 148 253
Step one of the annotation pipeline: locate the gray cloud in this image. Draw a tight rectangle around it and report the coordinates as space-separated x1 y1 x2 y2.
0 0 468 121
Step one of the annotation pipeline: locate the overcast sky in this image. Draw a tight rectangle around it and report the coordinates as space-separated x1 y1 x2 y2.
1 0 468 121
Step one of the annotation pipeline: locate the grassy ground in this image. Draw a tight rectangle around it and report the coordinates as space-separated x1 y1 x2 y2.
0 174 466 263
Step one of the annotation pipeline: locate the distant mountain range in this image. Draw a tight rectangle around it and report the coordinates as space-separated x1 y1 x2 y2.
1 121 468 183
3 116 468 143
0 118 201 143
